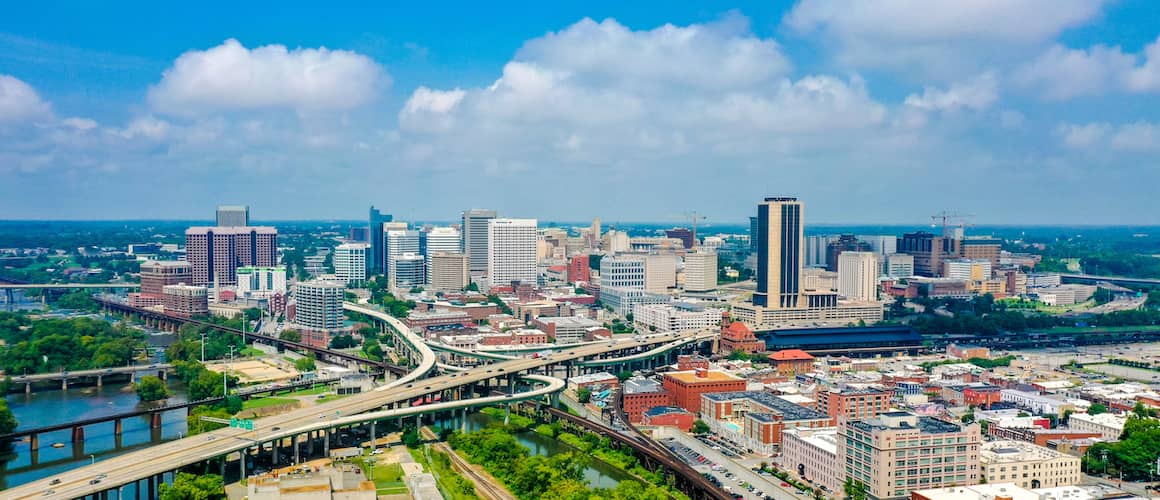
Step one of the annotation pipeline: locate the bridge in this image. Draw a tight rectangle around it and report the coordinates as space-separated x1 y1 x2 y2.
0 376 343 454
96 297 410 376
5 310 712 499
8 364 171 393
1060 273 1160 288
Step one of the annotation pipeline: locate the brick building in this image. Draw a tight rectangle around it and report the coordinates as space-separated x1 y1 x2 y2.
622 378 671 423
662 369 747 413
816 387 892 421
768 349 815 376
568 254 590 284
718 317 764 354
641 406 695 431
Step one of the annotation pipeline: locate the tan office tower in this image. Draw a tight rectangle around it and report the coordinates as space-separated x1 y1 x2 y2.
838 251 879 301
430 253 469 291
684 252 718 292
752 197 804 309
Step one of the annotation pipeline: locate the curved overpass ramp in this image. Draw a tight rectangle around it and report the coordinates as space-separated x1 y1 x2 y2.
343 302 437 388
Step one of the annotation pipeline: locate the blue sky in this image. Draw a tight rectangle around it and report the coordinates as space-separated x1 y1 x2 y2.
2 1 1159 224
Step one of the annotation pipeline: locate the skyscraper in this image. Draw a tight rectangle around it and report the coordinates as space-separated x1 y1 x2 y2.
293 280 345 330
185 226 278 286
333 242 370 286
368 206 393 275
749 216 759 252
487 218 537 285
461 209 497 276
385 227 420 285
752 197 803 309
422 226 460 283
837 251 879 302
215 205 249 227
429 253 469 291
684 252 718 292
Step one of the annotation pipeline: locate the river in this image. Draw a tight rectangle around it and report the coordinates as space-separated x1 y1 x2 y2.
437 411 637 490
0 380 191 491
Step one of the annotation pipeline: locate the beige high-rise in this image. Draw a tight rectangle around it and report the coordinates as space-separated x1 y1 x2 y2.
430 253 469 292
753 197 804 309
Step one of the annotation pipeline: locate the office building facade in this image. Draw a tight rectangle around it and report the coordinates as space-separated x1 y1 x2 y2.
838 251 879 301
884 253 915 278
293 280 345 331
429 253 469 292
333 243 370 286
185 226 277 286
487 218 538 285
393 253 426 287
600 256 646 288
215 205 249 227
368 206 393 275
422 226 460 283
163 284 209 318
139 260 193 296
386 228 420 285
753 197 804 309
236 266 287 299
461 209 497 276
683 252 718 292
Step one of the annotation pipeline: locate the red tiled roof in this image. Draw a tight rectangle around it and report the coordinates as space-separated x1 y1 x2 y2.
726 321 752 335
769 349 814 361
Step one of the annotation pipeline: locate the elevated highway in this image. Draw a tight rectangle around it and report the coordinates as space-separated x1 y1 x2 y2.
7 307 710 498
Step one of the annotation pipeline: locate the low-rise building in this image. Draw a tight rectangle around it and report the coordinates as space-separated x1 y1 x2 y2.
816 387 892 421
781 427 841 495
701 391 831 455
662 369 747 413
622 378 670 423
1000 390 1076 416
838 412 981 500
768 349 815 377
405 311 473 334
532 316 606 344
568 372 618 390
719 318 765 354
641 406 695 431
1066 412 1126 441
980 440 1081 489
162 284 209 318
632 302 723 332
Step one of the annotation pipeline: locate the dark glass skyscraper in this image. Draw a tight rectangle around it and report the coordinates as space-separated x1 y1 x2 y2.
368 206 393 275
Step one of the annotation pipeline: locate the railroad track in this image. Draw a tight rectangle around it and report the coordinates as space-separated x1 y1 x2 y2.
419 426 516 500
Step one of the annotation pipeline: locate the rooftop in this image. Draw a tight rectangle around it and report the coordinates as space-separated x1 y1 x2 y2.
981 440 1077 464
702 391 828 422
850 414 966 435
643 406 691 417
769 349 815 361
664 370 743 384
535 316 602 327
909 484 1040 500
624 378 664 395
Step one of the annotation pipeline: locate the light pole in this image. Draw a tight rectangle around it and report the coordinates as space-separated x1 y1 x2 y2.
89 454 95 465
223 345 236 396
200 333 206 363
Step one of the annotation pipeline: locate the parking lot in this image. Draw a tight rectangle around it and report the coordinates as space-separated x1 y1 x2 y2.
654 428 806 500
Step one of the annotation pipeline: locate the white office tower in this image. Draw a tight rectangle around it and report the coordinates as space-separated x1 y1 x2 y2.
385 227 420 284
487 218 538 285
600 256 646 288
293 280 344 330
215 205 249 227
805 235 837 268
838 251 879 302
645 254 677 293
462 209 497 276
393 253 427 288
333 243 370 286
684 252 718 292
423 226 460 283
603 230 630 254
884 253 915 278
429 253 469 291
236 266 287 299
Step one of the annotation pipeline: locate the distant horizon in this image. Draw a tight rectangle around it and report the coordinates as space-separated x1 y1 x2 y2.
3 219 1160 229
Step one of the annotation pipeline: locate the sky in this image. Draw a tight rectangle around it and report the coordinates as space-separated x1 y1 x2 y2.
2 1 1160 225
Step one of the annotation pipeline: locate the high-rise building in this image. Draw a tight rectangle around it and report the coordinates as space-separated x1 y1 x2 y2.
753 197 804 309
943 259 992 281
749 216 759 253
163 284 209 318
215 205 249 227
684 252 718 292
393 253 427 287
600 256 646 288
185 226 277 286
422 226 460 283
665 228 694 249
568 254 590 284
884 253 915 278
645 254 677 292
859 235 898 256
139 260 192 296
898 231 960 277
487 218 537 285
368 206 393 275
429 253 468 291
838 412 981 499
590 217 602 248
385 228 420 285
293 280 345 331
236 266 287 299
805 234 839 268
961 238 1002 268
333 243 370 286
461 209 497 276
826 234 873 272
838 251 879 301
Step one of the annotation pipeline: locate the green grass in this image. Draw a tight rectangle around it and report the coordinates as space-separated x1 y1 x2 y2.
239 347 265 357
281 385 332 397
242 396 297 410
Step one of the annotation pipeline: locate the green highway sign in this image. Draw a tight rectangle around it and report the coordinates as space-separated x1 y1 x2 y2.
229 418 254 430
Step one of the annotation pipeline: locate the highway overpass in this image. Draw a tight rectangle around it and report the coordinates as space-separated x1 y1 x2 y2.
1059 273 1160 288
7 303 712 499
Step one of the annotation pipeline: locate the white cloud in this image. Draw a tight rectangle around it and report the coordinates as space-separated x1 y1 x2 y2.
1057 121 1160 152
1014 44 1135 99
1126 36 1160 92
114 115 171 141
61 117 98 131
0 74 52 123
148 39 389 115
1057 122 1110 149
784 0 1109 77
904 72 999 112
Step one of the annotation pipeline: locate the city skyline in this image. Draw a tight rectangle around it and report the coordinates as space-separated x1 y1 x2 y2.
3 1 1160 224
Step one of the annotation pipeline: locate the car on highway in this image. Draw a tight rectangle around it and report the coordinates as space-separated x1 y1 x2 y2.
89 479 101 485
42 490 54 496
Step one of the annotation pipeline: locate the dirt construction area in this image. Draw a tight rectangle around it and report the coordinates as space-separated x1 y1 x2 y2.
206 359 299 384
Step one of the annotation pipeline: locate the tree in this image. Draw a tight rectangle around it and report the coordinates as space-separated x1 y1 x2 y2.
187 407 231 435
577 387 592 403
691 419 710 435
0 399 17 435
1061 409 1075 425
464 282 479 292
278 329 301 342
329 334 357 349
844 479 868 500
1088 403 1108 415
243 308 262 322
574 287 586 295
158 472 225 500
135 375 170 402
727 349 751 361
294 356 317 372
616 370 633 382
402 427 422 448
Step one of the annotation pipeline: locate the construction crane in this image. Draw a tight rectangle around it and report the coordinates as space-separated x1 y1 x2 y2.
930 211 975 238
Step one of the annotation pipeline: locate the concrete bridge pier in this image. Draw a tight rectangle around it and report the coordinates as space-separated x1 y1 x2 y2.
71 425 85 442
29 432 38 451
147 475 156 500
293 434 300 464
114 418 123 435
25 382 31 394
62 378 68 391
150 413 162 429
